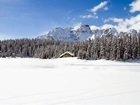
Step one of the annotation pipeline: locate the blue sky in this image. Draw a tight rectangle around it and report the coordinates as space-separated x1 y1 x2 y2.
0 0 139 39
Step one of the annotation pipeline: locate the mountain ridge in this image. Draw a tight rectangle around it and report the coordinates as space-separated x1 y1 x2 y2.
38 24 139 41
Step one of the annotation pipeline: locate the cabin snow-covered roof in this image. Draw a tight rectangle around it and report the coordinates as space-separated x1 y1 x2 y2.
59 51 74 58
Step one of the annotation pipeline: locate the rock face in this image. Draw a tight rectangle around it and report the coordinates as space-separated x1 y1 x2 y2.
37 24 136 41
73 24 93 40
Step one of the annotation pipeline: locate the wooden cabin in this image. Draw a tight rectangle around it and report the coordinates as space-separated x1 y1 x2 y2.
59 51 74 58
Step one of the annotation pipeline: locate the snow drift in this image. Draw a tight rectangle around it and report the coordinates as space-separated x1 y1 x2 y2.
0 58 140 105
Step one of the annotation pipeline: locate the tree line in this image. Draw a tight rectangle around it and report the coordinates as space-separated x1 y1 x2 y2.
0 32 140 61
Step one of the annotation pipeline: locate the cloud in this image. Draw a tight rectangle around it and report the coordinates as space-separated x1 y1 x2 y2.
104 14 140 32
90 25 100 30
124 7 127 11
80 14 98 19
90 24 115 30
90 1 108 14
130 0 140 13
80 1 109 19
103 7 109 11
101 24 114 29
104 17 123 23
0 33 15 40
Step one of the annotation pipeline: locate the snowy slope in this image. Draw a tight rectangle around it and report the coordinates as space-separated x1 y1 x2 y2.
0 58 140 105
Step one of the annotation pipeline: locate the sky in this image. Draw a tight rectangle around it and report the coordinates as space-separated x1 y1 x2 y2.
0 0 140 39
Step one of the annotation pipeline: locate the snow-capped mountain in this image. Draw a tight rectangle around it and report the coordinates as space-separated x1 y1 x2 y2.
38 24 94 41
38 27 78 41
37 24 129 41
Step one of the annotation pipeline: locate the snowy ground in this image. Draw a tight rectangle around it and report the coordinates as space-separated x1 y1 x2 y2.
0 57 140 105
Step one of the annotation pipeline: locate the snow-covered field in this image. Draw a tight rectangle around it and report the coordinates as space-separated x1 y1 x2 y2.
0 57 140 105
